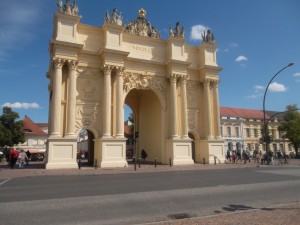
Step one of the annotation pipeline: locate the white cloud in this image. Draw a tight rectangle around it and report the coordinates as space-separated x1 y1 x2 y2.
2 102 40 109
293 72 300 77
268 82 287 92
235 55 248 62
230 42 239 48
190 24 210 41
254 85 265 92
245 93 263 99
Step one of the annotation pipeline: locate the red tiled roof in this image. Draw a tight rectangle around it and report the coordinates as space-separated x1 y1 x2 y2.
23 116 47 136
220 107 270 119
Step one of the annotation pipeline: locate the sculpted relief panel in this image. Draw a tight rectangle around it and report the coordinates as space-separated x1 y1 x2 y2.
77 68 100 102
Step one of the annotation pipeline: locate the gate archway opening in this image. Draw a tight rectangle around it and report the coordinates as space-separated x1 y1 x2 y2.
125 88 163 164
77 129 95 167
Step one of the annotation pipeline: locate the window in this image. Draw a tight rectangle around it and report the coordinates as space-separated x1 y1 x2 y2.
247 143 251 151
220 126 223 137
235 127 239 137
246 128 250 137
227 127 231 137
254 129 258 137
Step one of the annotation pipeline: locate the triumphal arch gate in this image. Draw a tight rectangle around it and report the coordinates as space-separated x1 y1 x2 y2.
45 1 224 169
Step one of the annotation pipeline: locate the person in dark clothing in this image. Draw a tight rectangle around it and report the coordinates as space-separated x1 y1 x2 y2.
141 149 148 161
26 150 31 166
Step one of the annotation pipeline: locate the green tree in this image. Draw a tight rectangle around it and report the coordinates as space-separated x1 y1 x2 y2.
279 104 300 157
0 107 25 147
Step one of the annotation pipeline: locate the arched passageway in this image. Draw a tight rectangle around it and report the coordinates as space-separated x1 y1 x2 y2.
77 129 95 166
125 89 163 163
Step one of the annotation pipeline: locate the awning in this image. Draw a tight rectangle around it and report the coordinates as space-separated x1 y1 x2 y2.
24 149 46 153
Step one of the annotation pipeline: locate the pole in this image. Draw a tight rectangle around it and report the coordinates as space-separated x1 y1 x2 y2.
262 63 294 160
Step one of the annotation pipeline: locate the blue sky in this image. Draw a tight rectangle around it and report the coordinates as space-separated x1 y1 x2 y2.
0 0 299 123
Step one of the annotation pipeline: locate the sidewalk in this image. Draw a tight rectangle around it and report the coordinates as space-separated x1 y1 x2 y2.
1 158 299 179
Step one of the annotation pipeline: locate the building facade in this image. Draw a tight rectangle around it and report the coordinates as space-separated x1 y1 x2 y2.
45 1 224 169
220 107 295 157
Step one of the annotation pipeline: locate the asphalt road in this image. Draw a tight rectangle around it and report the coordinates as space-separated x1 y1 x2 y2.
1 166 300 225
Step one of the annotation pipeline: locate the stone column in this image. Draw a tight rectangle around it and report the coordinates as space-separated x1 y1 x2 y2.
170 74 178 138
103 65 113 137
66 60 78 137
50 58 64 137
180 76 188 139
204 79 212 138
212 80 221 138
116 66 124 137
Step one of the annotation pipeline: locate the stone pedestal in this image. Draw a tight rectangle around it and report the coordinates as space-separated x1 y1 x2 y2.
45 137 78 169
199 139 225 164
94 138 128 168
166 138 194 165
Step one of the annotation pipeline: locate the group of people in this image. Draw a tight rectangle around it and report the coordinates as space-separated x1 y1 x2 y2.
226 148 251 164
9 148 31 169
227 148 286 165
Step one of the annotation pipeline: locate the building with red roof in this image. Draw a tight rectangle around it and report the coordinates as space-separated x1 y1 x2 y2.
220 107 295 158
14 116 48 155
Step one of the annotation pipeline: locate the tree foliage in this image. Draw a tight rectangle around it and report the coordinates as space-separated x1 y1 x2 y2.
0 107 25 147
279 104 300 157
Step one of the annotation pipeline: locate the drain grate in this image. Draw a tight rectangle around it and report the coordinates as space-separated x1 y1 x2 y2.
168 213 191 220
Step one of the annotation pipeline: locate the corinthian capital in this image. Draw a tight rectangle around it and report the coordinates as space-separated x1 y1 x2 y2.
102 64 114 75
168 73 178 83
115 66 125 76
211 79 220 88
53 57 65 69
203 79 211 87
67 60 78 70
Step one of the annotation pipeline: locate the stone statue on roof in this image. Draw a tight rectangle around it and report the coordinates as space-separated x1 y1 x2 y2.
202 29 215 44
57 0 80 16
169 22 184 38
57 0 63 13
104 8 123 25
124 8 160 39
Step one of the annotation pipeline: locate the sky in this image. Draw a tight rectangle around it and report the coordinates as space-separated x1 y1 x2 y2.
0 0 299 123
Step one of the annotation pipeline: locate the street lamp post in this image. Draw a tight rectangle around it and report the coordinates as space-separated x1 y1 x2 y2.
262 62 294 162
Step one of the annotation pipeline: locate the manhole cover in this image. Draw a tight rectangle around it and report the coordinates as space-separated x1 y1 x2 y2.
168 213 191 220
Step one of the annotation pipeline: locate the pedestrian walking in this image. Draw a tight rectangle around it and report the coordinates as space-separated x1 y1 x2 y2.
141 149 148 161
18 149 28 169
26 150 31 166
9 148 19 169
